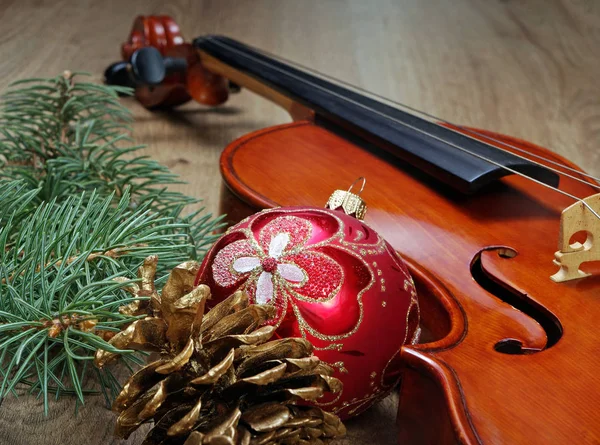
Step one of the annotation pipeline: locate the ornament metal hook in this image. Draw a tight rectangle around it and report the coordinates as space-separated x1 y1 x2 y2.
347 177 366 196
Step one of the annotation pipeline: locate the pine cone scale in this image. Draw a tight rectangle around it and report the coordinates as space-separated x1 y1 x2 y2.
137 373 188 421
164 285 209 351
155 337 195 374
203 325 275 355
113 360 170 412
116 392 157 439
234 339 314 377
240 403 291 432
205 305 275 342
166 397 203 437
240 362 287 386
200 291 247 334
191 348 235 385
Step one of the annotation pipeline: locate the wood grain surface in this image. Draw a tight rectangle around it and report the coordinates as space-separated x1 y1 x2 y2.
0 1 599 444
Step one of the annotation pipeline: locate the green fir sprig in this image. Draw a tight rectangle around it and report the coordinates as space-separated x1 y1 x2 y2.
0 72 224 413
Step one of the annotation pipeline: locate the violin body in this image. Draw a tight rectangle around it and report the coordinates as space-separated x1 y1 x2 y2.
111 16 600 444
219 120 600 444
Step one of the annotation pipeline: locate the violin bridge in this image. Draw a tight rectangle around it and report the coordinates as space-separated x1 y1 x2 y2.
551 193 600 282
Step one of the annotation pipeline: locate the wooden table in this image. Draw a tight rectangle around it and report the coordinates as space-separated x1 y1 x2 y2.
0 1 599 444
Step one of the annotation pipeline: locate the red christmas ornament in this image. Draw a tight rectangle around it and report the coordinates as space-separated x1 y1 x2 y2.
195 185 420 419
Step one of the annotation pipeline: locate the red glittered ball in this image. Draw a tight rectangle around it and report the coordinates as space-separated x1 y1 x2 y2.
195 206 420 419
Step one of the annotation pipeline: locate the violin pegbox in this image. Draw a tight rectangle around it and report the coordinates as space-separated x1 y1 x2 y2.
105 15 230 109
551 193 600 282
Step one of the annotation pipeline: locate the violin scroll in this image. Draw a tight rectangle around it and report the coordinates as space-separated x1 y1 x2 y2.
105 15 232 109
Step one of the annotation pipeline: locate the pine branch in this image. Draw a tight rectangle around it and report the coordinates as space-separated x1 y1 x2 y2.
0 190 157 413
0 73 226 413
0 72 224 259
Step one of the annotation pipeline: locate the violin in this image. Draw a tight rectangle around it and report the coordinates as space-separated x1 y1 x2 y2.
106 15 600 444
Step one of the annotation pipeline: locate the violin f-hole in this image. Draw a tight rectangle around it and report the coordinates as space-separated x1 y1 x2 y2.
471 247 563 354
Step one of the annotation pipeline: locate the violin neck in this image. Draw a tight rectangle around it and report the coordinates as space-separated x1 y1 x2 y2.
194 35 558 194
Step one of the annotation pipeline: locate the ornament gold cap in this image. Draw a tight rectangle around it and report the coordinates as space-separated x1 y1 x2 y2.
326 177 367 220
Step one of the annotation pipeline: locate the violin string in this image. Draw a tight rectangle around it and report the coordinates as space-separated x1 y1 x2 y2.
246 46 600 191
206 37 600 219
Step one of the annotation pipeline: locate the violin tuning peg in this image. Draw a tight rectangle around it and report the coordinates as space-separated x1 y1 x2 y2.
103 48 165 88
130 47 167 86
104 61 136 93
103 47 189 90
104 46 187 88
163 56 188 77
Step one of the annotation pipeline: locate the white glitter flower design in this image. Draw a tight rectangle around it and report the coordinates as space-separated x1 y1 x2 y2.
209 214 356 337
231 232 306 304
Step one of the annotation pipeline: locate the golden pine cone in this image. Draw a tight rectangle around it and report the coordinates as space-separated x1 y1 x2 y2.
94 256 345 445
